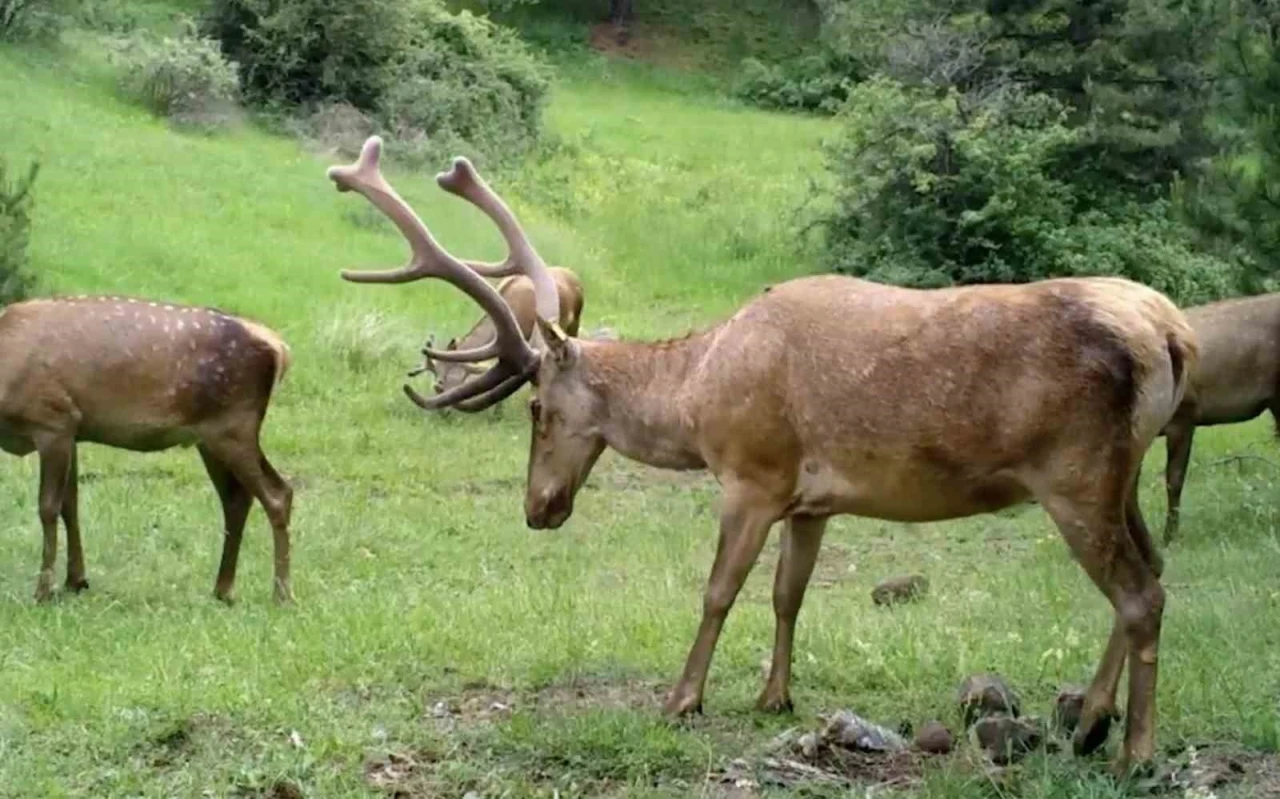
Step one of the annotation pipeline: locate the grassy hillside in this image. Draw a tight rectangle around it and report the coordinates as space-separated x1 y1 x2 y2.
0 17 1278 799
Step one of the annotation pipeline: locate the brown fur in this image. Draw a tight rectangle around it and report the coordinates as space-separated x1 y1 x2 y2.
0 296 294 604
1156 291 1280 543
521 274 1195 774
430 267 584 396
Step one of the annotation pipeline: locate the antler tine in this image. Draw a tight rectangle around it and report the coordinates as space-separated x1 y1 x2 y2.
406 369 529 413
436 158 561 338
329 137 540 383
403 362 527 411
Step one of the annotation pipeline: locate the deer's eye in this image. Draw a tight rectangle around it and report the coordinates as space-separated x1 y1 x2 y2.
529 399 542 422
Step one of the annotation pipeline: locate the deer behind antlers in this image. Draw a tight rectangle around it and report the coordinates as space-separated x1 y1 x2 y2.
0 296 294 603
329 136 1196 774
421 266 583 399
1156 291 1280 544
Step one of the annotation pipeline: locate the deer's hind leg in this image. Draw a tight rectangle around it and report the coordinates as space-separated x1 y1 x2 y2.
62 446 89 593
1038 453 1165 774
33 433 75 602
199 421 293 604
199 444 254 604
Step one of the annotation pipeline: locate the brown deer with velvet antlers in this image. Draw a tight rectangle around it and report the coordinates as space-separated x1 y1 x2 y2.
0 297 294 604
328 136 1197 773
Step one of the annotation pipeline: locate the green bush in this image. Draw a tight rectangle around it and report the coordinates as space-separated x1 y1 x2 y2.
201 0 413 109
820 76 1240 303
202 0 547 163
0 0 67 41
111 28 241 127
376 6 549 166
734 53 857 114
0 158 38 306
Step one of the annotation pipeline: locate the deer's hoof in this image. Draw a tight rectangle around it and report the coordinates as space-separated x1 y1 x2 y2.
1072 707 1117 757
662 692 703 719
755 693 794 715
65 578 89 594
34 571 55 603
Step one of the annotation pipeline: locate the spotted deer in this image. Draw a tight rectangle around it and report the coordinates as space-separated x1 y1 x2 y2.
1155 292 1280 544
0 296 294 604
328 136 1197 773
415 266 584 400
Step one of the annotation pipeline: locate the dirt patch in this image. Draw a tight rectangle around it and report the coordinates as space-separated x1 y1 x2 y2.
719 749 927 794
364 751 450 798
586 21 711 70
423 675 667 732
1158 745 1280 797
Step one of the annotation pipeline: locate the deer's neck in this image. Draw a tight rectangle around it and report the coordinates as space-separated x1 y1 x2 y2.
580 331 716 471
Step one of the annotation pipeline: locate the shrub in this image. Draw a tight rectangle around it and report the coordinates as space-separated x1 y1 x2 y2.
0 0 67 41
203 0 548 163
820 76 1240 303
734 53 857 114
202 0 414 109
0 158 38 306
375 7 549 166
111 28 240 127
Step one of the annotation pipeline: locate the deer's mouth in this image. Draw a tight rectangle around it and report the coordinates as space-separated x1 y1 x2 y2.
526 489 573 529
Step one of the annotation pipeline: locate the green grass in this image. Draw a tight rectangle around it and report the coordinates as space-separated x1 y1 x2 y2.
1 19 1279 799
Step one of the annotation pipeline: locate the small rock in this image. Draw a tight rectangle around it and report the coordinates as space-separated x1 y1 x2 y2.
821 710 908 752
798 731 820 759
1052 686 1086 736
957 673 1020 727
914 720 954 754
871 574 929 606
970 715 1044 765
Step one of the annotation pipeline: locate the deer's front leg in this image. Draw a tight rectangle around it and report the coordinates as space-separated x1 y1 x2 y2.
664 488 781 717
757 514 828 713
33 435 74 603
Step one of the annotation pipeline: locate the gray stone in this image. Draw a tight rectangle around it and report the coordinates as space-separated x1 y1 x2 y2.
970 715 1044 765
1053 686 1086 736
957 673 1020 727
821 710 908 753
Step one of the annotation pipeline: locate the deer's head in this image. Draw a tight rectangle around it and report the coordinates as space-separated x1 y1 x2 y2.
329 136 604 529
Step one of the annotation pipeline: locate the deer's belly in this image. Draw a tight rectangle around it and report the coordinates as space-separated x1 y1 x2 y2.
789 459 1032 522
78 424 201 452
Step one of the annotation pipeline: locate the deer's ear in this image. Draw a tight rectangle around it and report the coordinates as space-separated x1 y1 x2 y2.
536 315 577 367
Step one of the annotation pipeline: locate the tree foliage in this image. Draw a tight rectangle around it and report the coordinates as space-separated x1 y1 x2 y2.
0 158 38 306
804 0 1249 299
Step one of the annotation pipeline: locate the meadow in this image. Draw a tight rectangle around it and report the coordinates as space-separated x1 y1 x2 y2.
1 14 1279 798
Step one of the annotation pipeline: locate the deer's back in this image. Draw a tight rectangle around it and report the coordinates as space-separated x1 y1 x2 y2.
1183 294 1280 423
0 297 286 452
688 275 1188 521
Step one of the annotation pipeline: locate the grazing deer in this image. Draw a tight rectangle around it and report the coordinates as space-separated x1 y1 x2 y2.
327 136 1196 773
416 266 584 399
0 296 294 604
1157 292 1280 544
